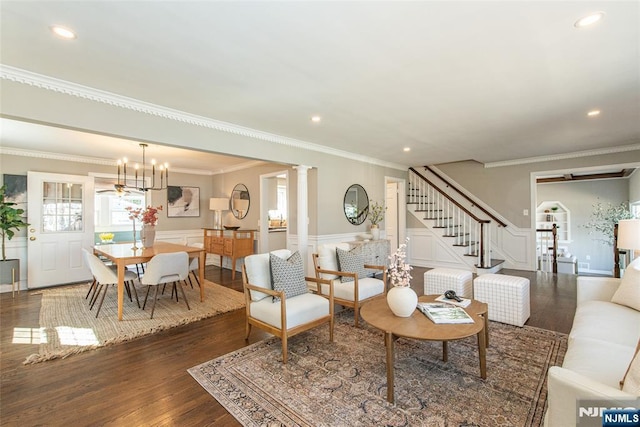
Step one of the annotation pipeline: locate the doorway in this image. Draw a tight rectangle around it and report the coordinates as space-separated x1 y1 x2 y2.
385 177 406 254
259 170 289 252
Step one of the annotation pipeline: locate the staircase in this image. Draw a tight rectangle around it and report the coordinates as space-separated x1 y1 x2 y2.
408 167 505 274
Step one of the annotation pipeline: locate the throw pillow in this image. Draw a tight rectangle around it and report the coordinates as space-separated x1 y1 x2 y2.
336 247 368 283
621 340 640 395
611 257 640 311
269 251 308 302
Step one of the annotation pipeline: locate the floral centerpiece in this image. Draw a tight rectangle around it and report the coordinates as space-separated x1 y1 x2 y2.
386 238 417 317
388 238 412 287
125 205 163 249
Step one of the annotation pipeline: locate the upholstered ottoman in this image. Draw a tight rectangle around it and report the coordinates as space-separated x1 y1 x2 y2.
473 274 530 327
424 268 473 298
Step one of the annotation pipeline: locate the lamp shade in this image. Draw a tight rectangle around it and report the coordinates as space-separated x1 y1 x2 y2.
617 219 640 250
233 199 249 211
209 198 229 211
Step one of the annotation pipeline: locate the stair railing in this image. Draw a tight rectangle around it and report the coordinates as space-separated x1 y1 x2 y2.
409 168 491 268
423 165 507 228
536 224 558 273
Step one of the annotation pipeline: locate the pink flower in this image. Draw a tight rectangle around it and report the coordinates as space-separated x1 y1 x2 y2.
125 205 163 226
388 238 412 287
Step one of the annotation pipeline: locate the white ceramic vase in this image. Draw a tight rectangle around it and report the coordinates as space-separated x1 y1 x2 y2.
370 225 380 240
142 225 156 248
386 286 418 317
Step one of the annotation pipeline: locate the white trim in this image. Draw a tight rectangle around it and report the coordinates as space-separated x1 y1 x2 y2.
1 64 408 171
484 143 640 168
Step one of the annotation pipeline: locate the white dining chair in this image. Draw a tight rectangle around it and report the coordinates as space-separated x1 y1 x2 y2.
141 251 190 319
82 248 140 318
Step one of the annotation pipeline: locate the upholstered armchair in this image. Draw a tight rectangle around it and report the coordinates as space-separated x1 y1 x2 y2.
242 249 334 364
312 243 387 327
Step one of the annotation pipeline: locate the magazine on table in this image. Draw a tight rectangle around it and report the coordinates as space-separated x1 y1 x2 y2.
434 294 472 308
416 302 474 324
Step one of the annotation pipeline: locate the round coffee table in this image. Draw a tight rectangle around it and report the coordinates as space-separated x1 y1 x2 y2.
360 294 489 403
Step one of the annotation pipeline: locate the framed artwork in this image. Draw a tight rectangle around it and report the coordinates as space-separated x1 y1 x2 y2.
167 185 200 217
3 174 27 216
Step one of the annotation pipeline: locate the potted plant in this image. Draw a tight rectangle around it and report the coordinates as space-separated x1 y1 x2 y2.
368 201 386 240
0 185 30 285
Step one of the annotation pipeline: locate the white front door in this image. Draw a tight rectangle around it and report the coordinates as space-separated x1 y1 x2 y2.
27 172 95 288
386 182 399 253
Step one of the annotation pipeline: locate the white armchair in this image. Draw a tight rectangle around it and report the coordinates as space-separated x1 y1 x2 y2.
312 243 387 327
242 249 334 364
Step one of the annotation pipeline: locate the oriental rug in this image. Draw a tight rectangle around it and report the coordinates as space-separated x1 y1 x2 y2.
189 311 567 426
25 279 244 364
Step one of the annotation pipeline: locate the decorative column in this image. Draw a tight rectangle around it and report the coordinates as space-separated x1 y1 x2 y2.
293 165 311 272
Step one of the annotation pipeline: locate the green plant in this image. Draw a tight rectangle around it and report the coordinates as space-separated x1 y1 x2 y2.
368 201 386 226
581 201 635 246
0 185 30 260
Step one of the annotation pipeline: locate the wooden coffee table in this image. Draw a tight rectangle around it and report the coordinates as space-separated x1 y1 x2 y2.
360 294 489 403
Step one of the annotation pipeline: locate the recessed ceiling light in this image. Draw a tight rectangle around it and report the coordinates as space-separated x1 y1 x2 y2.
587 110 601 117
574 12 604 28
403 147 411 152
310 116 321 123
51 25 76 39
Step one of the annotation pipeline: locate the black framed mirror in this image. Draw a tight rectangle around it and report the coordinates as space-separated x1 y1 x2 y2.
231 183 250 219
343 184 369 225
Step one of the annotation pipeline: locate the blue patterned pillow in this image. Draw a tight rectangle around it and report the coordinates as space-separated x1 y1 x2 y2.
336 247 368 283
269 251 308 302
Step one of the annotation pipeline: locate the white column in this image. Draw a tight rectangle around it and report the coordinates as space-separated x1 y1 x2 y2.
293 165 311 272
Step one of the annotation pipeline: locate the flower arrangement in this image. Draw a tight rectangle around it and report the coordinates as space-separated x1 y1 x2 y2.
368 201 386 227
388 238 412 287
125 205 163 226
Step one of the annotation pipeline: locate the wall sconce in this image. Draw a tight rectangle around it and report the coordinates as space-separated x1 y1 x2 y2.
209 198 229 230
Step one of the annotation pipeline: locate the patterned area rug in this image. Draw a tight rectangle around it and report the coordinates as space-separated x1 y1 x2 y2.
189 311 567 426
25 279 245 364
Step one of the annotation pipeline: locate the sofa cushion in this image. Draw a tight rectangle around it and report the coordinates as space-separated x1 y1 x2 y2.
562 337 637 389
270 251 307 302
316 243 350 280
249 292 329 329
611 257 640 311
319 277 384 302
569 300 640 347
336 247 368 283
244 249 291 302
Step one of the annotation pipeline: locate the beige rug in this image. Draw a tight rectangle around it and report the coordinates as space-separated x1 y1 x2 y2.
189 311 567 426
25 279 245 364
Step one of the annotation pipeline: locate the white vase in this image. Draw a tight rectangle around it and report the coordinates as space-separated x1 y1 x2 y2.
386 286 418 317
371 226 380 240
142 225 156 248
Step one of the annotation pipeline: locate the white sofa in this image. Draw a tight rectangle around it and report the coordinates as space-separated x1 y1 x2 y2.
545 260 640 426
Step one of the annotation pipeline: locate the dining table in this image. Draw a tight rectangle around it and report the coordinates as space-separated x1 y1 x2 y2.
93 241 206 320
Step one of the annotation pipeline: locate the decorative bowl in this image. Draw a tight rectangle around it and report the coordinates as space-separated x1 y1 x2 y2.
224 225 240 230
359 233 373 241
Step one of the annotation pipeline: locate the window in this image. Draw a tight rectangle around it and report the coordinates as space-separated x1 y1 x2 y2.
94 191 145 232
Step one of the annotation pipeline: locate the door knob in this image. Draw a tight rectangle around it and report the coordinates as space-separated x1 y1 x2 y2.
30 236 36 241
29 228 36 233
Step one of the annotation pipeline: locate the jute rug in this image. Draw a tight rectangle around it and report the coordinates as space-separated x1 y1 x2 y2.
189 311 567 426
25 279 245 364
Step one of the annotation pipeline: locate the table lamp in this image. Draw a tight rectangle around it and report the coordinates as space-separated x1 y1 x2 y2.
617 219 640 267
209 198 229 230
234 198 249 218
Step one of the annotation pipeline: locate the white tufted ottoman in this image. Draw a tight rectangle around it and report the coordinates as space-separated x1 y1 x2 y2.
424 268 473 298
473 274 530 327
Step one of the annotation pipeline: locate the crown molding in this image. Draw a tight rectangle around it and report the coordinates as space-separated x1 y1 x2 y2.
0 65 408 171
0 146 214 176
484 143 640 168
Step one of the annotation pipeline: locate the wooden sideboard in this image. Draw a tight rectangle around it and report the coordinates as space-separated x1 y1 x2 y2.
203 228 256 279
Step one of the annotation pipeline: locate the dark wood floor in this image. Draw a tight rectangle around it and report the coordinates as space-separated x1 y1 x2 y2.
0 266 576 426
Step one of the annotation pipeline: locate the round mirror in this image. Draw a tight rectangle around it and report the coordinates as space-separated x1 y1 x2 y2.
343 184 369 225
231 183 250 219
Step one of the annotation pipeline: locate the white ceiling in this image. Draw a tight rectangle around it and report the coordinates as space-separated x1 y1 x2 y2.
1 1 639 170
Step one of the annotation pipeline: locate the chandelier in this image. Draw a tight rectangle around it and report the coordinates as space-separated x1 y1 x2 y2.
115 143 168 192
